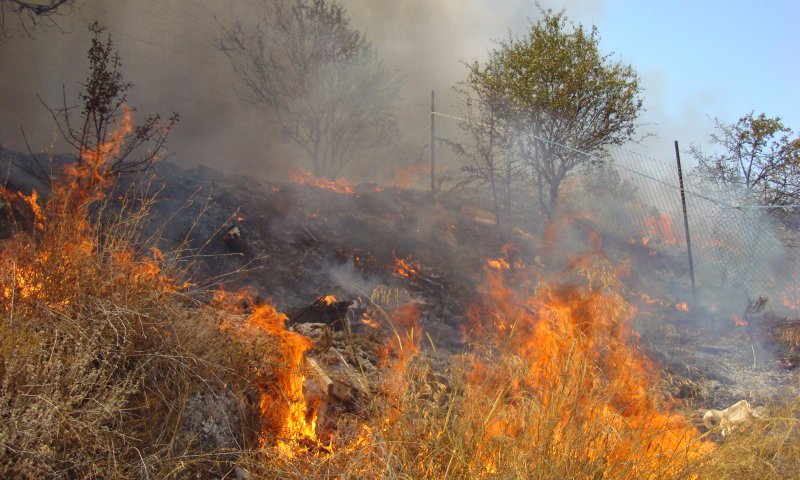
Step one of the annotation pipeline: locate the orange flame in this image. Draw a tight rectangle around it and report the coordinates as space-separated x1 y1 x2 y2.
247 303 319 457
0 105 180 310
731 313 749 327
487 257 510 271
381 303 422 404
463 258 711 474
389 163 428 189
288 169 357 196
393 252 422 279
644 212 679 246
321 294 338 305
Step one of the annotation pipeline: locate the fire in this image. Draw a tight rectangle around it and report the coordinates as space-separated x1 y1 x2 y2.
288 169 357 196
0 104 175 310
644 212 679 246
17 191 45 230
389 163 428 189
676 302 689 312
487 257 510 270
699 238 738 255
731 313 748 327
247 304 319 457
361 316 381 329
393 252 422 279
68 104 134 195
381 303 422 405
463 257 711 475
321 294 338 305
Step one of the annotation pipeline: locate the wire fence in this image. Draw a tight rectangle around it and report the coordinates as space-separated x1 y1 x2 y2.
433 108 799 315
565 143 799 315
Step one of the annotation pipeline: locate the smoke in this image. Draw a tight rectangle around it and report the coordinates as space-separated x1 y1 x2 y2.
0 0 608 180
0 1 285 176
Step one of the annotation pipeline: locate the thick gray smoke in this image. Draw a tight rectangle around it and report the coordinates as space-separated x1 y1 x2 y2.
0 0 605 179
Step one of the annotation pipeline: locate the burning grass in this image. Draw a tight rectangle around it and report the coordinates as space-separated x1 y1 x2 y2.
236 258 720 479
2 133 797 478
5 152 798 478
0 162 271 476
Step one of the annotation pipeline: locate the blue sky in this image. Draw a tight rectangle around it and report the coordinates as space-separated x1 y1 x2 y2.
578 0 799 153
391 0 800 159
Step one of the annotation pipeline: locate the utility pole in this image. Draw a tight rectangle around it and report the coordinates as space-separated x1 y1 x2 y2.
675 140 696 296
430 90 436 196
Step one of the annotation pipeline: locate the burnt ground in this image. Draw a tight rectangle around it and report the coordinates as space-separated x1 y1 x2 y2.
2 154 798 413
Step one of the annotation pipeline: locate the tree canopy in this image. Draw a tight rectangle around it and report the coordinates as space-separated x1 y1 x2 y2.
693 112 800 208
464 8 643 217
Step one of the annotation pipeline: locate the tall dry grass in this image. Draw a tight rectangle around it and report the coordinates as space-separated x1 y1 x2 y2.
0 178 271 478
2 171 797 479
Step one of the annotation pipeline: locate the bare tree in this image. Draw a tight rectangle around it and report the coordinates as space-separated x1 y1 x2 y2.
220 0 399 179
26 23 178 192
0 0 73 38
452 76 521 227
692 112 800 207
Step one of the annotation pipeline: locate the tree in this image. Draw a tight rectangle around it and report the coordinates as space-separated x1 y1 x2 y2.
27 23 178 193
0 0 73 38
452 77 520 227
467 8 643 218
220 0 400 179
692 112 800 207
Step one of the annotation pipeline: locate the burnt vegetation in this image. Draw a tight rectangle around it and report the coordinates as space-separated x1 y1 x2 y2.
1 3 800 480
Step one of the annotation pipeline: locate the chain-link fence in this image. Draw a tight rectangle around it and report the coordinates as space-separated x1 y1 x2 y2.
432 108 799 316
599 145 798 315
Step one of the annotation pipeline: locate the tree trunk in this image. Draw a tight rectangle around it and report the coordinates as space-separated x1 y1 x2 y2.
503 164 512 223
488 168 501 227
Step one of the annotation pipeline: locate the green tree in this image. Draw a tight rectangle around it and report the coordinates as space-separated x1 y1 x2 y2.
692 112 800 207
466 8 643 218
220 0 400 179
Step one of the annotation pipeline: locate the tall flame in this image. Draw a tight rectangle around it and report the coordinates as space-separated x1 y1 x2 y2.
247 303 319 457
464 256 711 475
644 212 679 246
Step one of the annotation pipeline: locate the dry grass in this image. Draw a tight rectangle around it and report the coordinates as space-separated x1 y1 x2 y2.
0 179 268 478
2 173 798 479
690 396 800 479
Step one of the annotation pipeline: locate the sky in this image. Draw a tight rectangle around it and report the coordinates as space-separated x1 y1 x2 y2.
585 0 800 157
0 0 797 175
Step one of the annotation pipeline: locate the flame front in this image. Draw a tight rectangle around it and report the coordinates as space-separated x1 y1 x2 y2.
464 256 711 476
644 212 679 246
288 169 357 196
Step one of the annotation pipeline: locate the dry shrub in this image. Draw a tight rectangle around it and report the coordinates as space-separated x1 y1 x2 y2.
0 180 267 478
